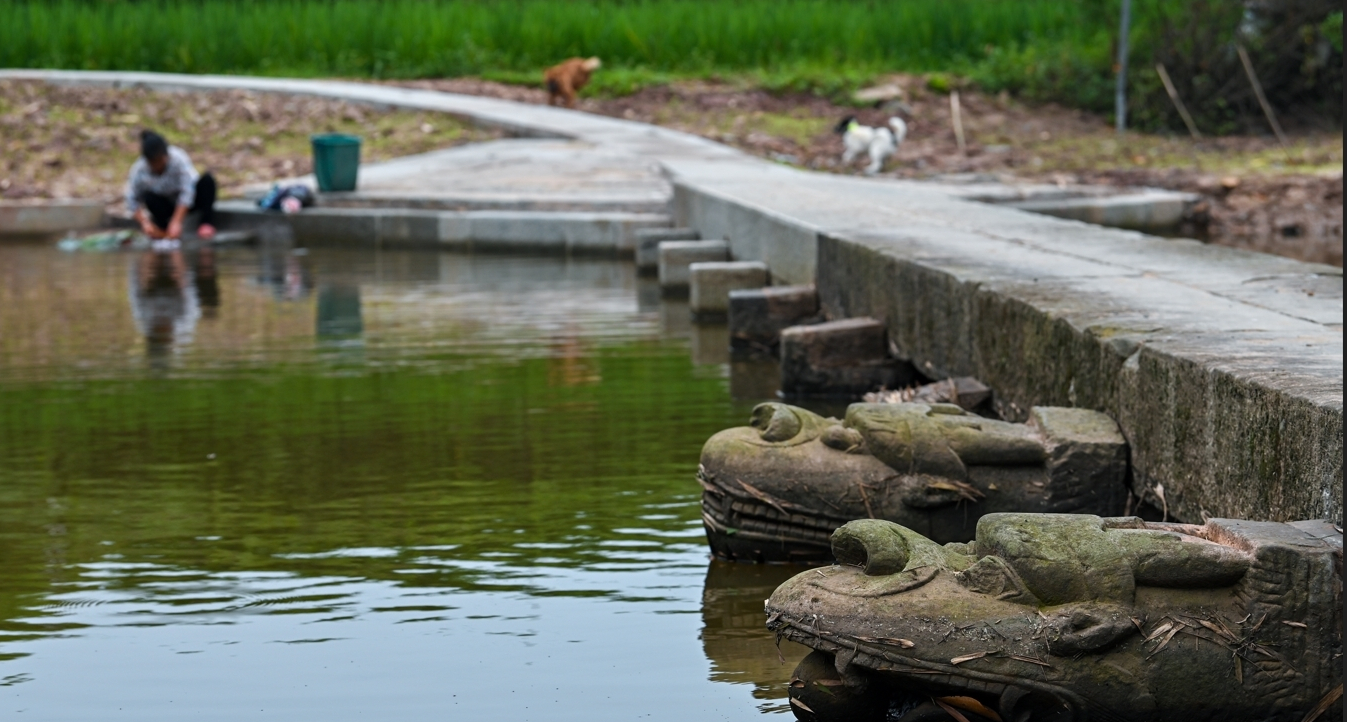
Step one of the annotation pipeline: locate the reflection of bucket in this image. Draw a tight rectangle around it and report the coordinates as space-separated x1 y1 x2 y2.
310 134 361 192
316 284 363 339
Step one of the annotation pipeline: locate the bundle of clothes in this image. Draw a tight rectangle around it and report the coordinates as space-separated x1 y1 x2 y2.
256 184 316 214
56 229 144 252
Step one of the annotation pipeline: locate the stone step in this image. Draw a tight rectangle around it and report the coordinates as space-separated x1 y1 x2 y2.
689 261 769 321
658 239 730 294
635 227 701 274
779 317 920 398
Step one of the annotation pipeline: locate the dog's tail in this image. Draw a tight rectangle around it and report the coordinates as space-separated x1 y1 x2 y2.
887 117 908 145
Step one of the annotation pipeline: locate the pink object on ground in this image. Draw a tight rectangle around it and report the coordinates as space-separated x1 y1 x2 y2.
197 223 216 240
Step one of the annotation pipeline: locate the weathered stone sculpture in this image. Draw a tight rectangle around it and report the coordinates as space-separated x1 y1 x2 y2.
699 402 1128 562
767 514 1343 722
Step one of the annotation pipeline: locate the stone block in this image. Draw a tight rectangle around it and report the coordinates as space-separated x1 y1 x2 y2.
1030 406 1131 515
635 227 700 274
658 240 729 294
728 285 820 353
688 261 769 320
779 318 919 398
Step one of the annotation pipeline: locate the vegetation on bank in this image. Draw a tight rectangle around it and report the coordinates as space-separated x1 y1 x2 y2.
2 0 1341 134
3 0 1088 82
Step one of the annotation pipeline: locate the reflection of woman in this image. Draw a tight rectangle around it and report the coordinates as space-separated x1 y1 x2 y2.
129 250 200 365
193 245 220 318
124 130 217 246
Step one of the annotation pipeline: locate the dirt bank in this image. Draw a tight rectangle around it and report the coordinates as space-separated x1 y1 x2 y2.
0 79 500 211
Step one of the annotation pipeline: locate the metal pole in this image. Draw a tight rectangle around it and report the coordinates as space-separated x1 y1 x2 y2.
1116 0 1132 134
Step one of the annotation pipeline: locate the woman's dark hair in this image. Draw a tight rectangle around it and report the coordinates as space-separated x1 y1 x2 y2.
140 129 168 160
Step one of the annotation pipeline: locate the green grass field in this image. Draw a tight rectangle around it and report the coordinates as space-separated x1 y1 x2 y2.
3 0 1099 91
3 0 1340 132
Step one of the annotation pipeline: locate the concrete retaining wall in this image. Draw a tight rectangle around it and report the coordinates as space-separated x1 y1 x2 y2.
673 187 817 285
814 232 1341 523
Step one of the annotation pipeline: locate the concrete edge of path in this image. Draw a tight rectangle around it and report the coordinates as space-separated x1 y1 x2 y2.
216 201 670 255
0 199 107 234
4 69 1341 524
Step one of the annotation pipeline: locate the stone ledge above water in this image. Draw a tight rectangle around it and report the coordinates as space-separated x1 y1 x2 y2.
216 201 670 255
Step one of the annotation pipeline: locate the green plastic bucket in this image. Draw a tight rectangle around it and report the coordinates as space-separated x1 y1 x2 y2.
311 134 361 192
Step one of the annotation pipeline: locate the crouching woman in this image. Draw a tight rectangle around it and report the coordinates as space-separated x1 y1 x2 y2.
125 130 217 246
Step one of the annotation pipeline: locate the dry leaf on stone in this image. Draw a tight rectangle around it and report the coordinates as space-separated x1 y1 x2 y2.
1147 622 1183 657
926 480 986 502
937 695 1003 722
933 698 973 722
856 635 915 648
1008 654 1053 668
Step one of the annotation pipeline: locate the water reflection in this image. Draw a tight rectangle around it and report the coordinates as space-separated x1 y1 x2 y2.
729 359 782 402
636 276 662 313
660 298 692 340
315 283 364 341
131 247 200 368
193 245 221 318
256 240 312 301
0 242 806 720
691 323 731 366
701 561 814 714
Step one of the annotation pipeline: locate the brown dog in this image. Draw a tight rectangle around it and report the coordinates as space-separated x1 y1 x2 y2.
544 57 601 108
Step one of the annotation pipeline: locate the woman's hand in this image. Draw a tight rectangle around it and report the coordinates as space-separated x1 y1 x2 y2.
140 218 164 239
166 217 184 240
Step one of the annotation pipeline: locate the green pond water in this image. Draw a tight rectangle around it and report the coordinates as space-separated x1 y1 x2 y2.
0 241 810 720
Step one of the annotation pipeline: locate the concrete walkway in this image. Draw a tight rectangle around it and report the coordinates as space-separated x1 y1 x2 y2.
250 138 672 214
4 69 1340 524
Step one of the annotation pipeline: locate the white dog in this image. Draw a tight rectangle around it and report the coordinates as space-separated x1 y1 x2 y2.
835 115 907 174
